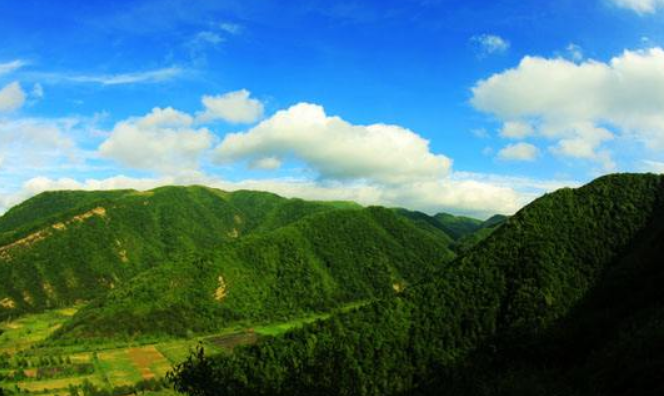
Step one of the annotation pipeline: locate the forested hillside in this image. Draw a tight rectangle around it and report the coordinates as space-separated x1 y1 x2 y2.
170 173 664 396
0 187 369 321
51 207 455 340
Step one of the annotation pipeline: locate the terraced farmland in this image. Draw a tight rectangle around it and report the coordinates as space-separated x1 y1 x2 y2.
0 303 364 396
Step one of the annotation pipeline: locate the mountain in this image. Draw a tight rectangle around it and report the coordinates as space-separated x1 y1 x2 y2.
432 212 483 239
392 210 507 253
0 186 364 321
0 187 459 341
453 213 508 252
170 173 664 396
51 206 455 340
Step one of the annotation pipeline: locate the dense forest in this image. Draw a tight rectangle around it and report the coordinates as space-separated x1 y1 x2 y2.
51 207 455 340
0 186 367 320
0 186 488 340
170 173 664 396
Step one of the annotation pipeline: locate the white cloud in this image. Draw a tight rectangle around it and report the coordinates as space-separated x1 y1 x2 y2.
0 60 25 76
471 47 664 167
249 156 282 170
197 90 264 124
214 102 452 184
0 82 26 112
471 34 510 56
137 106 193 128
0 117 81 178
610 0 664 13
194 31 224 45
500 121 534 139
498 142 539 161
99 107 214 173
31 83 44 99
219 22 242 35
552 123 613 159
35 67 183 85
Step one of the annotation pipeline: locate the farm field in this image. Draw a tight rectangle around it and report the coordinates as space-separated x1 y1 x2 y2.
0 303 366 396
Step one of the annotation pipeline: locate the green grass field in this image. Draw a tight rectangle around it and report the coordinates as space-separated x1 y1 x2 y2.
0 305 84 355
0 302 367 396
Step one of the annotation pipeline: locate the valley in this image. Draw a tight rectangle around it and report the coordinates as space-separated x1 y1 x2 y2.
0 301 367 396
0 185 482 396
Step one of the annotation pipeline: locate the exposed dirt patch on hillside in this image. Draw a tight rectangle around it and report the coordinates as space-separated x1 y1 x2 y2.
0 297 15 309
0 206 107 260
52 222 67 230
71 207 106 222
0 230 49 259
214 276 227 301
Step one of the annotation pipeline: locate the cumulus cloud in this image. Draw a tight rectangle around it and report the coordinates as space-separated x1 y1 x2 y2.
0 60 25 76
99 107 214 173
471 34 510 57
196 90 264 124
0 90 576 218
0 117 81 180
472 47 664 167
498 142 539 161
0 82 26 112
214 102 452 184
611 0 664 13
249 156 282 170
500 121 534 139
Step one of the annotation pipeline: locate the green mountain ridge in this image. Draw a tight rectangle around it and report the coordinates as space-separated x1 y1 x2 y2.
0 186 371 321
51 206 455 340
0 186 490 338
170 173 664 396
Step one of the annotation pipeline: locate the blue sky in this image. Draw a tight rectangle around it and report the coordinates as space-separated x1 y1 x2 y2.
1 0 664 217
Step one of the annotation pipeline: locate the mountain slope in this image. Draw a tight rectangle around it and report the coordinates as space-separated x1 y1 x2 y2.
170 173 664 396
393 209 498 242
52 207 455 340
0 187 363 320
432 212 483 239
